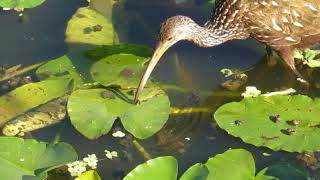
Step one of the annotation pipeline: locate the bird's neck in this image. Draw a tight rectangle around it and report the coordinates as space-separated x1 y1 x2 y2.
188 23 236 48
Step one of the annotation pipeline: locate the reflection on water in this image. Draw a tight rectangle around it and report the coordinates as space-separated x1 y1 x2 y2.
2 0 319 179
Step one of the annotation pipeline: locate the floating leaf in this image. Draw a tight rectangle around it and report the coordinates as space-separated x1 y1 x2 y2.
77 170 101 180
214 95 320 152
122 149 273 180
205 149 273 180
0 0 45 9
0 137 77 180
67 86 170 139
179 163 208 180
123 156 178 180
0 78 71 126
65 7 116 46
85 44 153 61
265 162 308 180
36 55 93 87
90 53 150 89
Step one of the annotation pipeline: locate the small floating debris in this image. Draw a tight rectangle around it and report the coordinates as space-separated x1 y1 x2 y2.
67 161 87 177
119 68 134 78
262 88 296 97
83 154 98 169
282 128 296 135
92 24 103 32
270 114 281 123
287 119 300 126
234 120 242 126
184 137 191 141
262 152 272 157
105 150 118 160
241 86 261 97
101 90 115 99
112 130 126 138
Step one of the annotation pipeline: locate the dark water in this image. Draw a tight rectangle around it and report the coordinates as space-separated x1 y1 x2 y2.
0 0 305 179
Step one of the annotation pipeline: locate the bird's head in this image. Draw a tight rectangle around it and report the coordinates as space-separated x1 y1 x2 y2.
134 15 198 102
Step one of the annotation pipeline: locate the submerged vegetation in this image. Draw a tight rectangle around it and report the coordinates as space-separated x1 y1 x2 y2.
1 0 320 179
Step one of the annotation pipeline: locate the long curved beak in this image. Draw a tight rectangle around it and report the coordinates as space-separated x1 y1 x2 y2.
134 42 172 103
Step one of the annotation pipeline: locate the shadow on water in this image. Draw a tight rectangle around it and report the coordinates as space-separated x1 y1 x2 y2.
2 0 319 179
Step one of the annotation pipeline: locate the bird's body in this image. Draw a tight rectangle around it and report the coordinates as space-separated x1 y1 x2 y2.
134 0 320 102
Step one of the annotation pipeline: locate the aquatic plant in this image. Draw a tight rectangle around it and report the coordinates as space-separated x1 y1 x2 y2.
0 0 45 10
67 87 170 139
214 95 320 152
0 137 77 180
122 149 275 180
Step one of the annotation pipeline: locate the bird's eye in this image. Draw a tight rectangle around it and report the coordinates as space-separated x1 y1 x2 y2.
168 37 173 41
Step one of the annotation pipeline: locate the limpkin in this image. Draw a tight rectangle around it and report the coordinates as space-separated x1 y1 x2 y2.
134 0 320 102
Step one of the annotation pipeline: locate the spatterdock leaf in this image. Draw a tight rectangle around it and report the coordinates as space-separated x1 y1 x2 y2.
0 78 71 126
0 137 77 180
214 95 320 152
123 156 178 180
90 53 150 89
67 86 170 139
0 0 45 9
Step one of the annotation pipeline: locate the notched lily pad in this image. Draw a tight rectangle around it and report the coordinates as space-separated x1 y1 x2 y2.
90 53 150 89
67 86 170 139
0 137 77 180
214 95 320 152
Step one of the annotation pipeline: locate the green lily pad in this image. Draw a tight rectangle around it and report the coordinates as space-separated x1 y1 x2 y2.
0 137 77 180
85 44 153 61
90 53 150 89
214 95 320 152
65 7 116 46
122 149 274 180
77 170 101 180
0 78 72 126
67 86 170 139
36 55 94 88
265 162 308 180
0 0 44 9
205 149 273 180
179 163 208 180
123 156 178 180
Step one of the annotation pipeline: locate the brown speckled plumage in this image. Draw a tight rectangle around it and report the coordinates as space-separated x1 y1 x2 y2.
134 0 320 102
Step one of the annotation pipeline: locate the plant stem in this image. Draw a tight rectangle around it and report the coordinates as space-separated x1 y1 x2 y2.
132 139 152 160
0 62 44 82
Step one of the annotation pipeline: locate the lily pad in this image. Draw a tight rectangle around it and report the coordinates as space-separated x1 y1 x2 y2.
36 55 93 87
65 7 116 46
67 86 170 139
77 170 101 180
0 78 72 126
205 149 273 180
214 95 320 152
0 137 77 180
122 149 274 180
179 163 208 180
265 162 308 180
85 44 153 61
0 0 44 9
90 53 150 89
123 156 178 180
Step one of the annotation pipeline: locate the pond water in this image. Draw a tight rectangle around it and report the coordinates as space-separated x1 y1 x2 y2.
1 0 316 179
